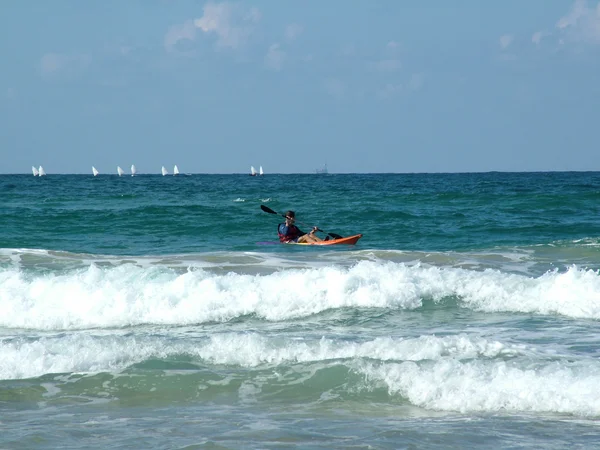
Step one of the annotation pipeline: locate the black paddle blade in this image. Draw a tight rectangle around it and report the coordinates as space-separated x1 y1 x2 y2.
260 205 277 215
316 228 342 239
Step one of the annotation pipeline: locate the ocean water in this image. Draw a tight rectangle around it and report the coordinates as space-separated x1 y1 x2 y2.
1 172 600 449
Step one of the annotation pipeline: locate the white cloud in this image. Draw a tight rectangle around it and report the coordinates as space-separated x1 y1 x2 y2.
164 20 197 52
369 59 401 72
408 73 424 91
265 43 285 71
193 1 260 49
557 0 588 29
245 7 261 23
285 23 303 41
376 74 423 100
40 53 91 78
324 78 345 99
165 2 260 53
531 31 546 45
341 45 355 56
499 34 514 50
40 53 64 74
367 41 402 72
119 46 134 56
556 0 600 44
376 83 402 100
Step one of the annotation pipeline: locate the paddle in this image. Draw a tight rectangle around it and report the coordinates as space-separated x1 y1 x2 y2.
260 205 344 240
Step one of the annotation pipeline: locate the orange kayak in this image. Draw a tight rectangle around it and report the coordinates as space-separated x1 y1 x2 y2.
288 234 363 246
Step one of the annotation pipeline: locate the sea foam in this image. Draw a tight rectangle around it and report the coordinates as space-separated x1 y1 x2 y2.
3 332 600 416
1 261 600 331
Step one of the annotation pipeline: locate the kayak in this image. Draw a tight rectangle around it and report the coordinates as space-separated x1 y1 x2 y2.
288 234 363 246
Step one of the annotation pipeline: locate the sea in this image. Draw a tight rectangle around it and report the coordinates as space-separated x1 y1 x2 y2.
1 172 600 449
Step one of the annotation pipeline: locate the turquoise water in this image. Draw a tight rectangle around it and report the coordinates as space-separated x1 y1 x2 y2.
2 172 600 448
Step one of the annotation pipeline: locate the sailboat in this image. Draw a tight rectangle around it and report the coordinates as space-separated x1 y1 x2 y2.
32 166 39 176
131 165 137 177
250 166 257 176
92 166 99 177
38 166 46 176
316 164 328 174
259 166 264 176
161 166 168 176
117 166 124 176
173 165 179 176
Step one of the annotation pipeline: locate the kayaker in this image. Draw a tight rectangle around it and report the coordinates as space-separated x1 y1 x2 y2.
278 210 324 243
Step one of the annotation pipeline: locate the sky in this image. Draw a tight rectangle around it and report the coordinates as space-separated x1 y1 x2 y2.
1 0 600 174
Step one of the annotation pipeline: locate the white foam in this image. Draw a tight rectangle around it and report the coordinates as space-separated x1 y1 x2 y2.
360 359 600 416
3 332 600 416
0 333 160 380
194 333 518 367
0 332 520 380
2 262 600 331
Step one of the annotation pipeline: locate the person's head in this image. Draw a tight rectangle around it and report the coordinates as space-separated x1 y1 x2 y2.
285 210 295 223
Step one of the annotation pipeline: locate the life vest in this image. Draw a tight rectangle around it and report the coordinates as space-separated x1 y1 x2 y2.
278 223 303 243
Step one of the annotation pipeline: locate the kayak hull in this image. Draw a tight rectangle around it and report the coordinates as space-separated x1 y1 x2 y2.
288 234 363 246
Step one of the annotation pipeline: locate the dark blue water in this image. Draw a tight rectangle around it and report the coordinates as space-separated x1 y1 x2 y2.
3 172 600 255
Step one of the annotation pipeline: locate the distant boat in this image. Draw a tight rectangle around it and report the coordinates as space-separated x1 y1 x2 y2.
259 166 264 176
92 166 99 177
250 166 257 176
173 165 179 176
38 166 46 176
117 166 124 176
316 164 328 174
32 166 39 176
131 165 137 177
161 166 168 176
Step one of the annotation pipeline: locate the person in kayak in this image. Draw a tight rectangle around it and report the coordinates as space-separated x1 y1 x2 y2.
278 210 324 243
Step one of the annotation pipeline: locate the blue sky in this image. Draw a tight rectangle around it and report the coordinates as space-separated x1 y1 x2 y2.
1 1 599 174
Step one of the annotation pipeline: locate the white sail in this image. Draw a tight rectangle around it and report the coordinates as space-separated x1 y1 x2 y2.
92 166 99 176
32 166 39 176
250 166 257 176
38 166 46 176
161 166 168 176
131 165 137 176
259 166 264 176
173 165 179 176
316 164 328 174
117 166 124 176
